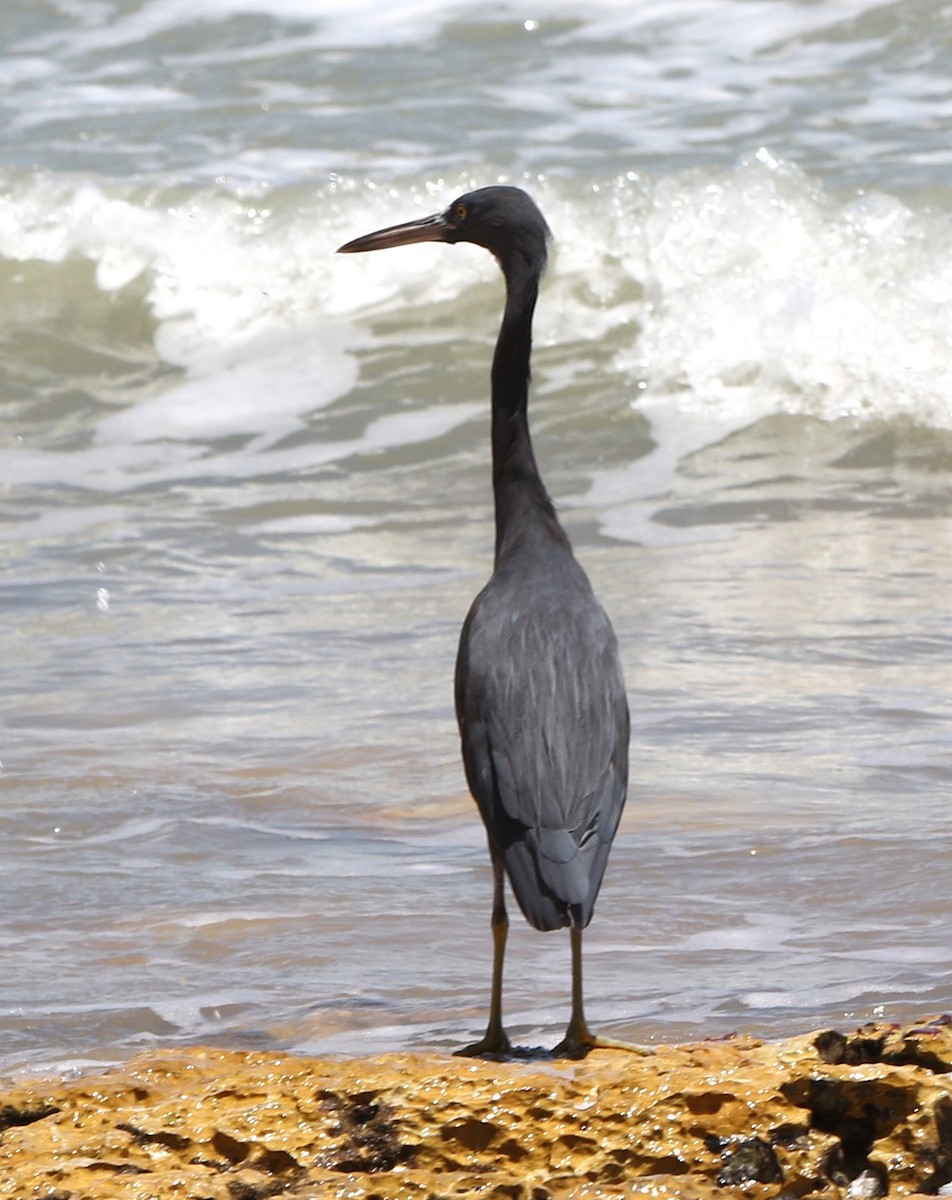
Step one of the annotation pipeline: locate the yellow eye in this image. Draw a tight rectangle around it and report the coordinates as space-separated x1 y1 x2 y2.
455 203 469 221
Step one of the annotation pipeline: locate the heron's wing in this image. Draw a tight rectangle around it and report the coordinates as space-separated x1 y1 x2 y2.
455 560 629 931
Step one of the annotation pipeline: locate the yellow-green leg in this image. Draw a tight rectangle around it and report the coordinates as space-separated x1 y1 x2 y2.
552 926 655 1059
455 855 512 1058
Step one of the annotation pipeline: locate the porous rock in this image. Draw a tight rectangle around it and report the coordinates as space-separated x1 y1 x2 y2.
1 1018 950 1198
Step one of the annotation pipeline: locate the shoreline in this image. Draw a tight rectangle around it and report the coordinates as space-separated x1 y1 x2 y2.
1 1017 950 1198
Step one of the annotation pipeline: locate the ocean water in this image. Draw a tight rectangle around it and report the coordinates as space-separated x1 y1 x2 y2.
2 0 951 1077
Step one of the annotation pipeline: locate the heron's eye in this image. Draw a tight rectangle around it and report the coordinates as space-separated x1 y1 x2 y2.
455 203 469 221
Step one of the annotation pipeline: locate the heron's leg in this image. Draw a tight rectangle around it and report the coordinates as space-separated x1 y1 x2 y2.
552 926 654 1059
455 854 512 1058
551 924 594 1057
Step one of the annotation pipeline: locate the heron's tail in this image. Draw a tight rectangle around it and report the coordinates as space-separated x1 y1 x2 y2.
502 826 600 932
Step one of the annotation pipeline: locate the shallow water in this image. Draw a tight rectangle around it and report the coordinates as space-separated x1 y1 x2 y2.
2 0 951 1077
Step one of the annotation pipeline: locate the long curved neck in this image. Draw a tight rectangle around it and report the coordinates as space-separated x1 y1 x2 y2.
491 257 569 564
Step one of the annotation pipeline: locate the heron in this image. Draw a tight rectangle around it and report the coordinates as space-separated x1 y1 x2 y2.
338 186 637 1058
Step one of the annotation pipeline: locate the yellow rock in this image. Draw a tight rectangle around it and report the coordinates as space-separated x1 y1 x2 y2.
1 1018 950 1199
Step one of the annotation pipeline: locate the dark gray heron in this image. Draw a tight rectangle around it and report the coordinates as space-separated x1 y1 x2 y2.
338 186 637 1058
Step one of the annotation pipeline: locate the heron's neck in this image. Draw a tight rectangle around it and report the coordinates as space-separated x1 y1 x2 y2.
490 264 570 564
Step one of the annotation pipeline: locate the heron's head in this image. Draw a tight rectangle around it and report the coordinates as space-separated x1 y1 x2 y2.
338 185 550 277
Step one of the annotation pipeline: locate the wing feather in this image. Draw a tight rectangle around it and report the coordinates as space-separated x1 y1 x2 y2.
455 551 629 932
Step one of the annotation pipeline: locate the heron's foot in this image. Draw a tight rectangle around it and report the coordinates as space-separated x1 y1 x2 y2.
454 1026 513 1060
551 1022 655 1060
584 1032 655 1057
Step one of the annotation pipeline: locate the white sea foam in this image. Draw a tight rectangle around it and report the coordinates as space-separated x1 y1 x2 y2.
25 816 171 848
678 914 796 954
567 153 952 540
171 908 308 929
4 158 952 492
0 171 495 489
19 0 893 58
96 337 358 444
1 175 365 468
254 513 380 534
630 151 952 427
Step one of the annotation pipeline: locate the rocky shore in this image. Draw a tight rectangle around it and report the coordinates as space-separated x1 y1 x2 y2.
2 1018 950 1199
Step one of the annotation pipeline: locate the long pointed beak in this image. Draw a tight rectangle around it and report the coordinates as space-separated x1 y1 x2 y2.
337 211 449 254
